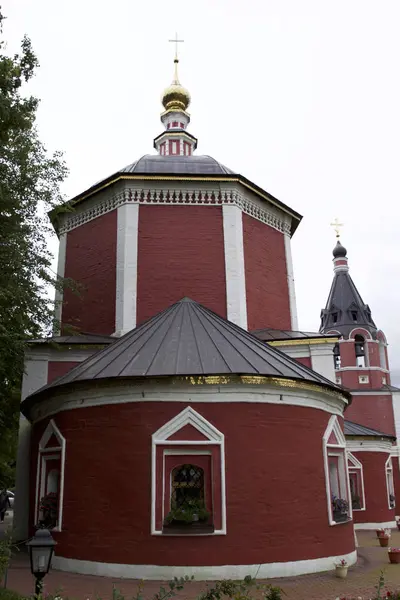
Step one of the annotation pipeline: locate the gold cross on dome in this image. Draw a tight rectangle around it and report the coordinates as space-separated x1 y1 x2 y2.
168 33 184 60
330 217 344 239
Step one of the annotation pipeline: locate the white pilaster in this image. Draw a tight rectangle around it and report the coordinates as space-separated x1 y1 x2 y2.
310 344 336 382
13 357 49 541
283 233 299 330
222 205 247 329
115 203 139 336
53 233 67 335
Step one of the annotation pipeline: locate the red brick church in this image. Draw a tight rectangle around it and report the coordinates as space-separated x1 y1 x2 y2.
13 51 400 580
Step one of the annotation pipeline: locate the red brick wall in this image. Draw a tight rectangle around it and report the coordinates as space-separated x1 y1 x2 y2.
352 451 395 525
294 356 312 368
340 369 386 390
30 402 354 566
344 395 395 436
136 206 226 324
62 211 117 335
242 215 291 330
47 362 80 384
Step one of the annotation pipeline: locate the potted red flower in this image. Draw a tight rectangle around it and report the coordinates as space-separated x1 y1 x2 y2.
389 547 400 564
377 527 386 538
334 558 348 578
379 532 391 547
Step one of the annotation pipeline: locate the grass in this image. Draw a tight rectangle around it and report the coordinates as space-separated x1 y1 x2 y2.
0 590 25 600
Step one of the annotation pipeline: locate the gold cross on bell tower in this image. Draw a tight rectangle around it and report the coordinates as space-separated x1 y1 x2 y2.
330 217 344 239
168 33 184 60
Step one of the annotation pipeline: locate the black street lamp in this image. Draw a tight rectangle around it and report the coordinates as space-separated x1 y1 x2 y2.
26 528 57 596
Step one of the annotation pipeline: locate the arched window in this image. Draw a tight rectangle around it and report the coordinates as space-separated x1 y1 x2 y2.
355 335 366 368
323 416 351 524
347 453 365 511
171 464 204 509
386 458 395 509
333 343 341 369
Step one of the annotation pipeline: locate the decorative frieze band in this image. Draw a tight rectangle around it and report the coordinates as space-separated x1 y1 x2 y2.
58 188 291 236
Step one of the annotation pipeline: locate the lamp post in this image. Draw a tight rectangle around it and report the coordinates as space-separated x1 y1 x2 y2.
26 528 57 597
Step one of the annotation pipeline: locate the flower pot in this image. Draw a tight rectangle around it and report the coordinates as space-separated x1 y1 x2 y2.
389 551 400 564
335 565 348 579
377 530 386 538
379 537 390 547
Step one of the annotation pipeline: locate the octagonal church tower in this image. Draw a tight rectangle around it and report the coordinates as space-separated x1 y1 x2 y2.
53 55 301 338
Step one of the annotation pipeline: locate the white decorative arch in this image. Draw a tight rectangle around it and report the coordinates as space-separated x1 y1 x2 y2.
152 406 224 443
151 407 226 536
348 327 373 341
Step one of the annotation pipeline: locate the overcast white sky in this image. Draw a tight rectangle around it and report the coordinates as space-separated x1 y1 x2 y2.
3 0 400 380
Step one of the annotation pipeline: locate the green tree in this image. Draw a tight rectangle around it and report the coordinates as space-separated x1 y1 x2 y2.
0 11 68 487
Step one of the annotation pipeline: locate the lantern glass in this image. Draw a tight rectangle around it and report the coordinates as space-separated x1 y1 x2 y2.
29 544 54 575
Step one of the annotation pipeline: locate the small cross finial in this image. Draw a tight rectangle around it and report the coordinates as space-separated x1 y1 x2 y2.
330 217 344 239
168 32 184 61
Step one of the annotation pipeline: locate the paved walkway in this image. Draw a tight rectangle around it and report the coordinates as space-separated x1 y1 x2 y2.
2 516 400 600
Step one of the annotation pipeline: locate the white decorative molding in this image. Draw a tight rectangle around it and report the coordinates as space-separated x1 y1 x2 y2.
52 549 357 580
28 380 349 424
53 233 67 335
354 521 396 530
283 233 298 330
151 407 226 536
346 440 393 453
222 205 248 329
58 187 292 237
115 204 139 336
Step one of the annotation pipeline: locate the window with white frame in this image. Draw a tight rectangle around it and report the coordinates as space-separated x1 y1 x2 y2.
347 452 365 510
386 457 395 509
323 416 351 524
35 420 66 531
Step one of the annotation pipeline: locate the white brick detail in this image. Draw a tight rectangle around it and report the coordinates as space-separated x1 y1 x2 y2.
222 205 247 329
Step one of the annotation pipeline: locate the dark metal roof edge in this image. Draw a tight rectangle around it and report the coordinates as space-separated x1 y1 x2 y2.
344 419 396 440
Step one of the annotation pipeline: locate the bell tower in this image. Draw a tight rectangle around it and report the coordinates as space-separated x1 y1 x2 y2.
320 235 394 435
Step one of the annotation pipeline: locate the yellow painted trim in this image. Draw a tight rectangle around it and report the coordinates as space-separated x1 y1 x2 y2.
64 174 301 221
180 374 346 401
267 337 339 347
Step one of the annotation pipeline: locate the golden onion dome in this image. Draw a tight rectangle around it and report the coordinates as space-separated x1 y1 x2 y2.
161 59 191 112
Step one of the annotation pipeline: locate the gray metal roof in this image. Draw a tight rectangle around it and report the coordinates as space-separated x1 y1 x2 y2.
251 328 338 342
344 420 395 439
119 154 235 175
24 298 349 405
320 243 376 337
29 333 114 345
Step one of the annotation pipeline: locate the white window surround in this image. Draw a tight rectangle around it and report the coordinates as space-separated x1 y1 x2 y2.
347 452 366 511
323 415 352 525
35 419 66 531
151 406 226 536
358 375 369 384
386 457 396 510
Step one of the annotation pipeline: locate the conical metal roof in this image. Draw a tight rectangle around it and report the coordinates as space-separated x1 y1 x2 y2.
25 298 348 405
